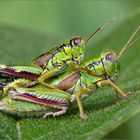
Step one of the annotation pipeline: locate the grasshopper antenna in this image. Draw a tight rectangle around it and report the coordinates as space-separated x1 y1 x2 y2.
117 25 140 59
85 17 116 44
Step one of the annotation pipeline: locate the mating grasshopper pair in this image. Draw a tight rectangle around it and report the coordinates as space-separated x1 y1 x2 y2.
0 19 139 119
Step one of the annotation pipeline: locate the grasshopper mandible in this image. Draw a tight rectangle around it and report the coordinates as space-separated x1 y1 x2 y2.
0 18 115 91
0 25 139 119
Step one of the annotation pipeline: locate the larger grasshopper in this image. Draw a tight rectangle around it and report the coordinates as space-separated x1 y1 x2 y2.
0 25 139 119
0 18 115 90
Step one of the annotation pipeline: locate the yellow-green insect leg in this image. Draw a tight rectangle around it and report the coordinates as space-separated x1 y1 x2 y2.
97 79 131 99
67 61 104 77
75 88 91 119
37 68 60 89
27 67 60 89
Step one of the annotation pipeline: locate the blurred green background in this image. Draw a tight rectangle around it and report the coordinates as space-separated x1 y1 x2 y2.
0 1 139 38
0 1 140 139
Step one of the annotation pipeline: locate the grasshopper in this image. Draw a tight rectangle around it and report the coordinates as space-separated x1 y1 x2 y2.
0 18 115 91
0 25 139 119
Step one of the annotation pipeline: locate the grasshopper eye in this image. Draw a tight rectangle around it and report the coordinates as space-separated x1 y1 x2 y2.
105 53 116 62
72 37 81 46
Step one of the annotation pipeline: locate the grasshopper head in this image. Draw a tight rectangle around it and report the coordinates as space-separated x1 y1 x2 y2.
71 37 85 46
71 36 85 64
100 50 120 81
101 25 140 80
71 18 116 64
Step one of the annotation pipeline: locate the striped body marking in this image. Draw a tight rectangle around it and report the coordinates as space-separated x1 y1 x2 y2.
34 37 85 70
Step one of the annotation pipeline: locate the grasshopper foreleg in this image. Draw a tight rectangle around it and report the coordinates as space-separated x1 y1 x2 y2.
97 79 132 99
67 61 104 77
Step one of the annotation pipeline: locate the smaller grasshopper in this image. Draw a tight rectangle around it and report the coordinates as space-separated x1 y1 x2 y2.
0 18 115 90
0 25 139 119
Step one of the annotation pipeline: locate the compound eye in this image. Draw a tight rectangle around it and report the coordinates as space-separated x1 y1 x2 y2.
105 53 116 62
72 37 81 46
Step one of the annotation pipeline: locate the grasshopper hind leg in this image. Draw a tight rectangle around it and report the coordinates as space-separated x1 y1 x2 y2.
0 97 68 118
1 87 70 118
43 106 68 118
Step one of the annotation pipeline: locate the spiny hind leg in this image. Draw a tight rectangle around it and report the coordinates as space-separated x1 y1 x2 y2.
27 68 60 89
97 79 132 99
43 106 68 118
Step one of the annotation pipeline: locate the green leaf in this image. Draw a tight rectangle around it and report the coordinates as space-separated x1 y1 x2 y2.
0 10 140 140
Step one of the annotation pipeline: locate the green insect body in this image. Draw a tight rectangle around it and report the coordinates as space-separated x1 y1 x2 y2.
0 18 115 89
0 23 139 119
0 36 86 90
0 50 122 119
33 36 85 69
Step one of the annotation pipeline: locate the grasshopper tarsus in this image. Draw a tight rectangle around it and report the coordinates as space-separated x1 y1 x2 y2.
43 106 68 118
80 114 88 120
116 92 133 99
